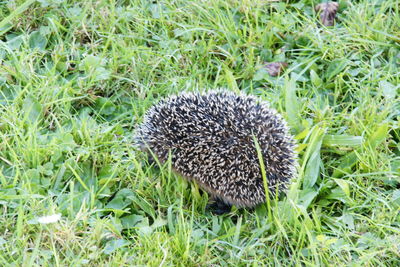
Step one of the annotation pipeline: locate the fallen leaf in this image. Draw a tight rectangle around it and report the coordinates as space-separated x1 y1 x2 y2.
265 62 288 77
315 2 339 26
379 80 397 100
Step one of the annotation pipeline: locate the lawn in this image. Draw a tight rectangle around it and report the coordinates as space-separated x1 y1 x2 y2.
0 0 399 265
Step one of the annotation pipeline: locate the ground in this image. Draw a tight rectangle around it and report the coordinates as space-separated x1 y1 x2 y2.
0 0 399 265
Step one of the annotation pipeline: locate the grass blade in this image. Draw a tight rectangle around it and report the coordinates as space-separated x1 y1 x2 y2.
0 0 37 35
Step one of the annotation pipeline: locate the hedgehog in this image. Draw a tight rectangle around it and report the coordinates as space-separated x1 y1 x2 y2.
135 90 297 214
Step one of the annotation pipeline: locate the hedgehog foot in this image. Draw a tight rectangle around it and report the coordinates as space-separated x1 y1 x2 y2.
206 198 232 215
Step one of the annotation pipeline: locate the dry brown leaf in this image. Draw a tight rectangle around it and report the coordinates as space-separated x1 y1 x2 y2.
315 2 339 26
265 62 288 77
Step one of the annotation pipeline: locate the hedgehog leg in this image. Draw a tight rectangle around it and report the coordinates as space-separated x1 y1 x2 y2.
206 197 232 215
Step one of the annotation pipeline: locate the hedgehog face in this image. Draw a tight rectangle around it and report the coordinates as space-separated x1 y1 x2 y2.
136 90 297 209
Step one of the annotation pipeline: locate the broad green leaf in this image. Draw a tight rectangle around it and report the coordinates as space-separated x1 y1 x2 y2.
290 72 308 82
326 187 348 204
95 97 116 115
367 123 389 149
333 123 389 177
135 217 152 236
284 78 302 132
167 206 176 234
295 127 310 141
103 239 130 255
98 165 116 183
22 96 43 123
151 217 167 229
348 68 361 77
0 86 15 105
325 59 348 81
379 80 397 100
356 232 379 249
224 67 239 92
310 69 322 87
391 190 400 208
29 31 47 51
150 4 161 19
37 0 64 7
128 194 155 219
333 178 350 197
323 135 363 147
105 189 135 210
81 55 103 69
302 126 325 188
0 237 6 247
303 150 322 189
233 216 242 246
93 67 111 81
332 151 358 178
57 133 76 152
253 68 269 81
341 213 355 230
6 34 23 50
298 188 318 209
121 214 145 229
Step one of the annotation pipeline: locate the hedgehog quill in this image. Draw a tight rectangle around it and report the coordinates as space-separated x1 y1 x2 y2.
136 90 297 214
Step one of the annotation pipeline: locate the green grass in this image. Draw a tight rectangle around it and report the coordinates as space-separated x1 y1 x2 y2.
0 0 399 265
